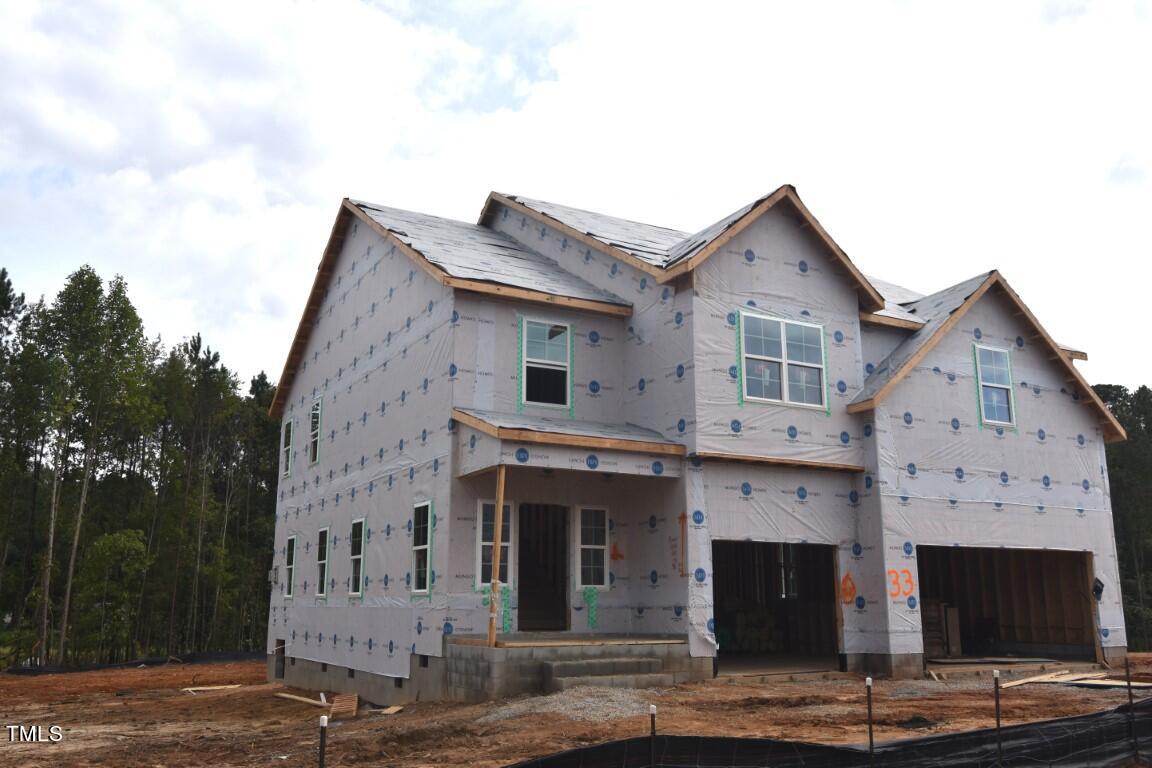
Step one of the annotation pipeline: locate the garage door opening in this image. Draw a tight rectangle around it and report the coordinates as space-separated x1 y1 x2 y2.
711 541 840 675
917 546 1097 662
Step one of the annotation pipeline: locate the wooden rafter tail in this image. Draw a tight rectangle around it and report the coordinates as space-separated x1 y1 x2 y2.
859 312 922 331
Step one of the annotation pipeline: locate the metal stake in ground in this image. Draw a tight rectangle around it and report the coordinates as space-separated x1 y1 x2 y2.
649 704 657 768
993 669 1003 767
318 714 328 768
865 676 874 762
1127 655 1139 761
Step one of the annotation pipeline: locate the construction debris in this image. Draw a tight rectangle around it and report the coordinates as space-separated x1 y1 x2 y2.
328 693 359 720
182 684 243 694
367 705 404 715
274 692 330 708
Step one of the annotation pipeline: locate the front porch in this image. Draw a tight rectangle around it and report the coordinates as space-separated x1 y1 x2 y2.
444 633 712 702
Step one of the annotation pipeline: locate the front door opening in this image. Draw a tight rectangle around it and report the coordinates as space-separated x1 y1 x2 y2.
917 546 1096 661
518 504 568 631
711 541 839 672
274 639 286 679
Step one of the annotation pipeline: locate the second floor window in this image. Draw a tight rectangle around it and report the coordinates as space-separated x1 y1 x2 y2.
741 312 826 407
280 420 293 478
308 399 322 464
975 345 1014 425
523 319 569 407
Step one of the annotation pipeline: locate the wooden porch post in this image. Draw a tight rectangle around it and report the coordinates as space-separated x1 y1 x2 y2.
487 464 507 647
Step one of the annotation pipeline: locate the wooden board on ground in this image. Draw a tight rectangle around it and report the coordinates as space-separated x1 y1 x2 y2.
275 692 329 708
367 705 405 715
329 693 359 720
1062 679 1152 689
182 684 242 694
1000 671 1069 689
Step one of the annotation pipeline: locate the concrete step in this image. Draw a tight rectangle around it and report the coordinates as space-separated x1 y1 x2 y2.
549 672 675 692
545 656 663 680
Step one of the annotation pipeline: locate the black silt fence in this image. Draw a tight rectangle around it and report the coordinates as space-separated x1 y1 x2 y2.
509 698 1152 768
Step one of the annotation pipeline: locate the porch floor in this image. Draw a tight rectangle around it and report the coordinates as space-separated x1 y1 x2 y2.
717 654 841 678
448 632 687 648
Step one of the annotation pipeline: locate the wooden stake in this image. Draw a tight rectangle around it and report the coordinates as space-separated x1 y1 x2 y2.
488 464 507 647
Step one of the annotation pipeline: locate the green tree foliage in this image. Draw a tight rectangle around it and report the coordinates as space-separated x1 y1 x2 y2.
1095 384 1152 650
0 267 277 666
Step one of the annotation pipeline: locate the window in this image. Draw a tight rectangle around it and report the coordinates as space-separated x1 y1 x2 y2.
413 502 431 593
308 399 322 464
281 420 293 478
741 313 826 407
285 536 296 598
579 507 608 587
316 527 329 597
477 501 513 587
523 319 569 406
975 345 1014 425
349 519 365 596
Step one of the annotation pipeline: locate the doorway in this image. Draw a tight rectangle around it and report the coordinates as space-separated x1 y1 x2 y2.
274 639 285 679
711 541 839 672
518 504 568 631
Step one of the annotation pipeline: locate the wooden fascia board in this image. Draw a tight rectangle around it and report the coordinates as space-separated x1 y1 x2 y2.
844 272 1000 416
657 187 886 313
859 312 923 331
445 277 632 317
658 186 791 283
1060 347 1088 362
351 201 632 319
993 276 1126 442
482 192 665 279
691 451 865 473
269 202 354 419
451 409 685 457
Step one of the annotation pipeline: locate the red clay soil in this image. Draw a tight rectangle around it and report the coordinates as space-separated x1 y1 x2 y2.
0 656 1147 767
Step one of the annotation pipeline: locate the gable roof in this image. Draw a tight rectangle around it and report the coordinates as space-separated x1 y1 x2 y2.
268 199 632 419
846 270 1125 442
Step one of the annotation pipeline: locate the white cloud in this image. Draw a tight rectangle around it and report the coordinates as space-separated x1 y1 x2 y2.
0 0 1148 388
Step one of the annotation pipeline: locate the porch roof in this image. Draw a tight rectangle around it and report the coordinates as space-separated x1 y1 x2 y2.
452 407 686 458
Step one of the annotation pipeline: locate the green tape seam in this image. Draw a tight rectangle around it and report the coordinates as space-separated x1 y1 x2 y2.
568 321 575 418
735 311 745 407
972 344 984 431
584 586 598 628
822 323 832 418
516 316 524 415
501 582 512 632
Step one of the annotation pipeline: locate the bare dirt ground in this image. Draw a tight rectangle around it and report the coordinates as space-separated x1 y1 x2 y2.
1 656 1148 767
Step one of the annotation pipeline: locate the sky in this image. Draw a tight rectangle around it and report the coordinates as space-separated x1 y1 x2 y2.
0 0 1148 390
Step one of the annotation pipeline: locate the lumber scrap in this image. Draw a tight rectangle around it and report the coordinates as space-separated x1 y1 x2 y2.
182 684 243 694
1063 679 1152 689
329 693 359 720
275 692 330 708
367 705 404 715
1000 671 1070 689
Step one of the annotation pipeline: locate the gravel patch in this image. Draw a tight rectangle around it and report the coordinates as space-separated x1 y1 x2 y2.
479 686 656 722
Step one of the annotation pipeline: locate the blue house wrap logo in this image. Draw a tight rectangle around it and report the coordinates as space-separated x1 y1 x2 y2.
451 310 460 323
796 486 808 500
589 380 601 394
955 467 965 480
650 570 659 584
588 330 600 344
1000 471 1009 484
787 425 798 439
834 330 844 343
638 378 646 392
744 248 756 263
648 515 658 529
707 618 716 633
848 490 859 504
662 287 671 301
740 482 752 497
852 542 863 556
904 541 914 555
694 568 707 583
864 424 873 437
728 365 738 379
907 463 917 476
652 461 664 475
726 312 737 326
840 431 850 445
1038 428 1047 441
730 419 742 433
674 311 683 326
1077 434 1086 446
973 328 983 339
907 596 918 609
586 454 599 469
903 411 913 425
692 510 704 524
677 418 687 434
676 363 685 379
1082 479 1091 491
865 362 875 374
1042 475 1051 488
798 260 809 273
855 596 866 610
639 278 647 290
515 448 529 463
951 418 961 431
